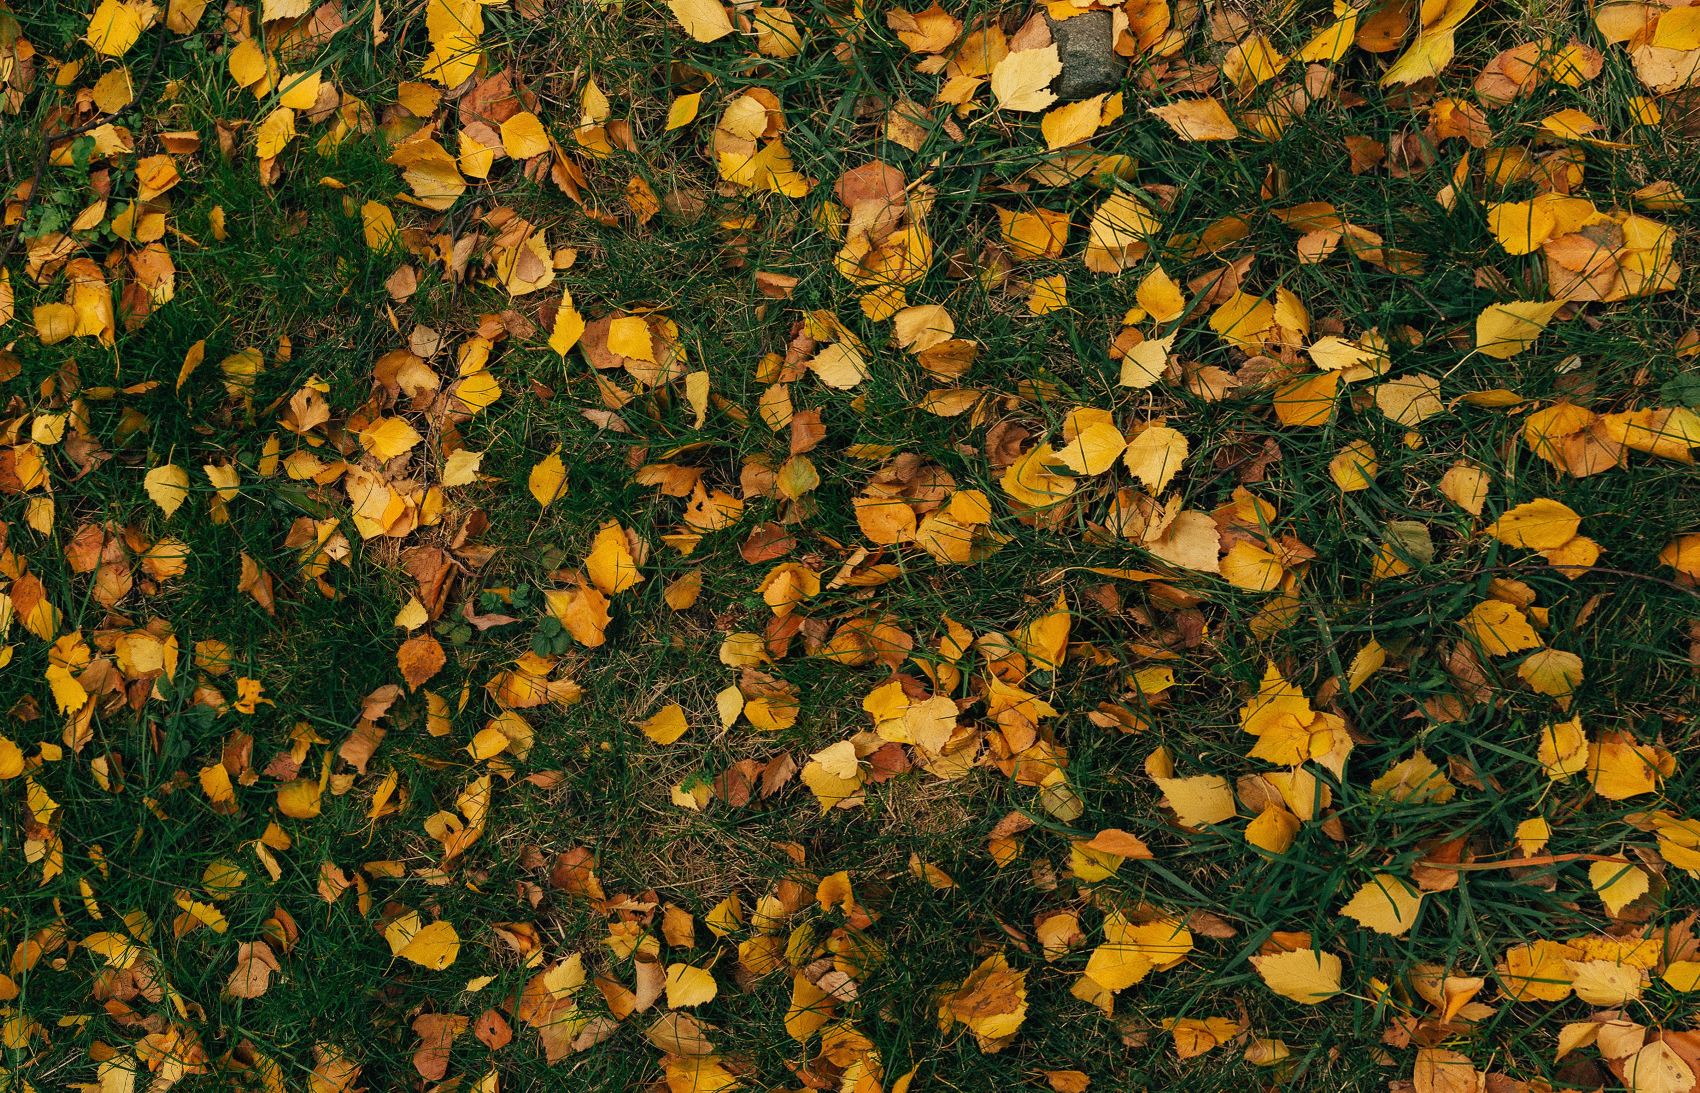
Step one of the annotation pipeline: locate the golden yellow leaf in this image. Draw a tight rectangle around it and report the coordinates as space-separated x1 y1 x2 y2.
1246 804 1299 854
1487 200 1556 255
1272 371 1340 427
1565 959 1643 1006
664 964 718 1008
1339 874 1424 935
1118 331 1175 389
1461 598 1542 656
1486 498 1581 549
638 705 690 745
1040 94 1107 150
1498 939 1578 1002
1591 860 1649 916
500 112 550 159
1375 374 1444 426
1439 463 1490 515
255 107 297 159
529 449 568 508
807 343 871 389
1121 425 1188 493
441 449 482 487
1517 648 1583 705
1329 440 1377 491
1475 300 1566 359
1663 961 1700 992
358 417 423 460
87 0 146 56
1028 274 1068 314
1627 1042 1696 1093
361 201 397 251
394 918 461 969
585 522 642 595
666 93 703 131
1054 422 1125 476
667 0 734 41
1250 948 1341 1004
144 464 190 517
1135 266 1186 323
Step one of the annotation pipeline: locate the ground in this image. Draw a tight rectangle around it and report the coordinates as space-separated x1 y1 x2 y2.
3 0 1700 1091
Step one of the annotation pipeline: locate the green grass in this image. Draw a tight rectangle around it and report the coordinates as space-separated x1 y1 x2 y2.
2 0 1700 1090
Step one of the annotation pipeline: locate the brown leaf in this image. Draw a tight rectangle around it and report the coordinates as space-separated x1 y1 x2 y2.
411 1013 468 1080
740 523 796 563
473 1007 512 1050
397 634 446 691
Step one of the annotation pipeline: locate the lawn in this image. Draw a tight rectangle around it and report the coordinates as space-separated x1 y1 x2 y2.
3 0 1700 1091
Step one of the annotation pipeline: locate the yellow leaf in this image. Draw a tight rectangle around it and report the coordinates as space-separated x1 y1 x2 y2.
1538 715 1589 780
1590 860 1649 916
667 0 734 41
1135 266 1186 323
1054 422 1125 476
441 449 482 487
1121 425 1188 493
786 973 836 1039
361 201 397 251
1249 948 1341 1004
466 726 507 760
990 46 1062 112
1220 541 1285 592
278 71 321 110
500 112 550 159
144 464 190 517
358 417 423 460
1439 463 1490 515
585 521 642 595
1347 640 1386 692
1040 94 1106 150
396 919 460 969
1475 300 1566 359
1565 959 1643 1006
45 663 89 714
1498 939 1579 1002
1381 27 1461 87
1147 98 1238 141
1015 591 1071 671
93 67 135 113
87 0 146 56
1374 374 1443 426
1328 440 1377 491
1663 961 1700 992
1246 804 1299 854
1369 750 1456 803
1028 274 1067 314
1272 371 1341 427
545 290 586 361
664 964 718 1008
255 107 297 159
639 705 690 745
1339 874 1424 935
1486 498 1581 549
1461 598 1541 656
529 449 568 507
1627 1042 1695 1093
667 93 703 131
1517 648 1583 705
807 342 871 389
1119 331 1175 389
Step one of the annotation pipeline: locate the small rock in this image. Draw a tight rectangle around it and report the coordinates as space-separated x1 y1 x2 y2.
1044 10 1120 100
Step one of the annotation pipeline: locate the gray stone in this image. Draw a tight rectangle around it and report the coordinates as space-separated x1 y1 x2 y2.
1044 10 1120 101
